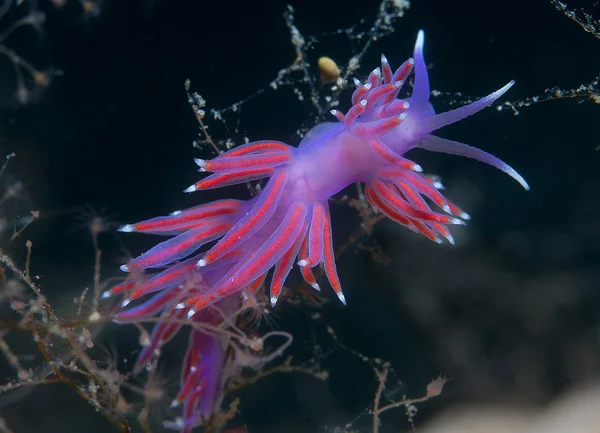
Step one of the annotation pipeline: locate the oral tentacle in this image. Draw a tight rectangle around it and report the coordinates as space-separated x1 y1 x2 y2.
417 135 529 190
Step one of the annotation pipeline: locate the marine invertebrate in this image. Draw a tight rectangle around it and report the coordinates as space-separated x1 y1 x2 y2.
105 30 528 431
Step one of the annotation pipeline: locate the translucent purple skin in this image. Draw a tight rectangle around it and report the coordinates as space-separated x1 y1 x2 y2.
290 33 526 201
106 30 528 431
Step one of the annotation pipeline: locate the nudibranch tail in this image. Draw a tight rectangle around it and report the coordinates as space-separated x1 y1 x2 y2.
417 134 530 190
174 330 226 426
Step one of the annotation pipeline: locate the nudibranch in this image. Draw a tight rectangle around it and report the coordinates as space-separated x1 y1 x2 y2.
105 31 528 430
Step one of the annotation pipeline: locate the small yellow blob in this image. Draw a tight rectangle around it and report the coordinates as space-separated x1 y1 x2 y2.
33 71 50 87
318 56 340 84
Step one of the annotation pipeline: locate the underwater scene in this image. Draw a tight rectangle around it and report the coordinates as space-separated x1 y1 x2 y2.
0 0 599 432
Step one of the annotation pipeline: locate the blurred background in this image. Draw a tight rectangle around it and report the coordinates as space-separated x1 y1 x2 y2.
0 0 599 432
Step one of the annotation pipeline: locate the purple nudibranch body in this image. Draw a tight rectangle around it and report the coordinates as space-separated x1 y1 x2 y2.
105 31 528 432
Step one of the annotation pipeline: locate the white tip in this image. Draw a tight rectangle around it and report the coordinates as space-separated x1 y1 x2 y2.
359 99 367 107
446 234 456 245
381 54 389 65
413 164 423 172
101 291 112 300
491 81 516 103
118 224 134 233
196 258 207 267
270 295 279 307
193 158 207 171
336 291 347 306
298 259 308 267
169 210 182 216
402 101 410 109
508 166 529 191
450 217 467 226
170 400 180 408
460 211 471 220
175 302 186 310
121 298 131 308
372 67 381 77
312 283 321 292
399 112 408 120
330 109 344 122
442 204 452 214
119 264 129 272
407 57 415 65
433 181 445 190
434 237 443 244
184 185 197 193
353 77 361 88
394 80 403 88
187 309 196 319
364 83 372 90
416 30 425 52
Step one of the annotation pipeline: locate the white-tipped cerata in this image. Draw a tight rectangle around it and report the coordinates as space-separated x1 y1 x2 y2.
270 295 278 308
336 291 347 306
193 158 207 171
